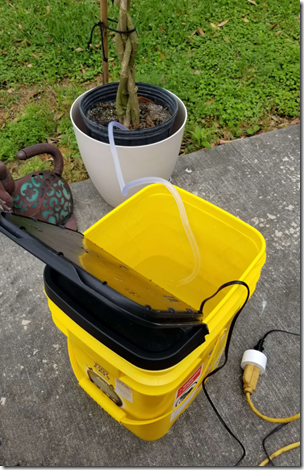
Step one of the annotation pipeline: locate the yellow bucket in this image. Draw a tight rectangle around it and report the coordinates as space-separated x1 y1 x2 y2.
45 184 266 441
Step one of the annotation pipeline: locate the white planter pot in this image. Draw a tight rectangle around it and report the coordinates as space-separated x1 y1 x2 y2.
70 89 187 207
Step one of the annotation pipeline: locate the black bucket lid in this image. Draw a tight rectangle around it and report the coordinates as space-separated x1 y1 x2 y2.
0 212 209 369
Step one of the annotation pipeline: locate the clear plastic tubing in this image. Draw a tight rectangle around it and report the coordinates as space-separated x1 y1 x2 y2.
108 121 201 285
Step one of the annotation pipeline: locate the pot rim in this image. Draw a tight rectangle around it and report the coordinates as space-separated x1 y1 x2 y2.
70 85 187 150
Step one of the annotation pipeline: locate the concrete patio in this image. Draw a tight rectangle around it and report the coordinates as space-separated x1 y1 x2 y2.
0 125 300 466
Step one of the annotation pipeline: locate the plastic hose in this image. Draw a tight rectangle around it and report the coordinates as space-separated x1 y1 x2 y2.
108 121 201 285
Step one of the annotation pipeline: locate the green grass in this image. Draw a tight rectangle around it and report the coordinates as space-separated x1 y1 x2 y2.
0 103 56 162
0 0 300 179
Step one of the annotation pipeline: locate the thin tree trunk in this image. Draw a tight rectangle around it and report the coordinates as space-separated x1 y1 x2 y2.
114 0 140 129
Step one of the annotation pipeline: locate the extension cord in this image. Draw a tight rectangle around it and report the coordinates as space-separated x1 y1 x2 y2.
241 342 300 465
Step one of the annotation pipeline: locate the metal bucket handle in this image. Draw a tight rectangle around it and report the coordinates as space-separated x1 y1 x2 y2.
17 143 64 176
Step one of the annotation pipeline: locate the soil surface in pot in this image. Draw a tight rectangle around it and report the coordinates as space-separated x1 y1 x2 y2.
86 98 172 130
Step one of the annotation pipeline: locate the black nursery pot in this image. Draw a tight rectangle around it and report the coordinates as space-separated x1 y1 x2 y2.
79 82 178 147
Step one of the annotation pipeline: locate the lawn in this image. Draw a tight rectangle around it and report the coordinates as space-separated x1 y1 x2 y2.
0 0 300 182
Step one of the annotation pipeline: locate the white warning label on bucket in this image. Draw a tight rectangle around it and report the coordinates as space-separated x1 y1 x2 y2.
115 378 133 403
170 365 203 422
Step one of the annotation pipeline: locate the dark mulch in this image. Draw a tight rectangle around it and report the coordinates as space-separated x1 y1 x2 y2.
86 98 172 130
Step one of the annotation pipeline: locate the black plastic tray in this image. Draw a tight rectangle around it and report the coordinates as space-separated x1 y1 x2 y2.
44 266 209 370
0 212 208 326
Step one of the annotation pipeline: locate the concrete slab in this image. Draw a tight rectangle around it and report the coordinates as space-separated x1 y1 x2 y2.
0 125 300 466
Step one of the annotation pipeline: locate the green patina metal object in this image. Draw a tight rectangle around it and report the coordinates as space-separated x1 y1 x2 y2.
0 144 77 230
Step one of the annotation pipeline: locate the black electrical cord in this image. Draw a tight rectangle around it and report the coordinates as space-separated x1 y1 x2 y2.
252 328 300 465
199 289 300 467
253 329 300 353
262 423 289 466
199 280 250 466
87 18 136 62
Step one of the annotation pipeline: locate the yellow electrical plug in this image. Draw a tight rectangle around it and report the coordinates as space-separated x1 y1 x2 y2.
241 337 300 465
241 348 300 423
243 363 261 394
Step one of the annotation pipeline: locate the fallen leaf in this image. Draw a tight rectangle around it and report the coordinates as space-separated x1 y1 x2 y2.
75 47 83 52
189 31 197 37
275 30 281 35
223 131 230 140
270 22 279 30
160 53 165 59
210 23 220 29
47 38 51 41
138 96 154 104
181 22 186 25
247 0 257 4
194 70 200 74
290 118 300 125
162 74 165 83
18 24 23 31
46 5 50 12
218 137 245 145
53 112 63 121
2 50 7 54
271 115 279 122
278 123 287 128
205 98 214 105
16 40 31 47
223 36 230 42
197 27 205 35
160 25 166 33
31 53 39 59
47 138 59 144
26 63 32 67
146 116 154 127
243 17 249 22
29 91 40 99
218 20 229 27
7 88 14 93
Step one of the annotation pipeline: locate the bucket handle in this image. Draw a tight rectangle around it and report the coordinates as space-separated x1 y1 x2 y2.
72 333 224 427
78 376 126 423
78 374 204 426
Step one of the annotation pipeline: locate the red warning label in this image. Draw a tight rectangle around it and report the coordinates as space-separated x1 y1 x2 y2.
176 366 202 399
171 364 203 422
